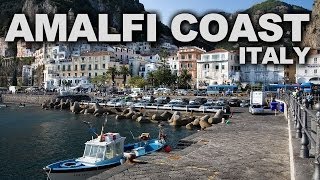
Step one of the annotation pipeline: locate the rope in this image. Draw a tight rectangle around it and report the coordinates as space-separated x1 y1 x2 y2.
45 168 52 180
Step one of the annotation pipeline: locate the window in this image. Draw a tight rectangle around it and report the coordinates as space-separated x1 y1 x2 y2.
181 55 185 59
315 69 318 74
89 73 91 77
103 64 106 69
305 70 308 74
212 55 219 60
57 65 60 70
68 73 70 76
75 73 77 77
88 65 92 70
74 65 78 71
221 54 225 60
314 58 318 64
82 73 84 76
222 65 225 70
81 64 86 71
62 65 65 71
215 65 219 70
188 54 192 59
95 73 97 76
95 64 98 70
204 64 209 69
67 65 71 71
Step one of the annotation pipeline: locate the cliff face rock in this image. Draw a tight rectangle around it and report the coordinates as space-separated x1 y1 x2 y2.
302 0 320 48
22 0 58 24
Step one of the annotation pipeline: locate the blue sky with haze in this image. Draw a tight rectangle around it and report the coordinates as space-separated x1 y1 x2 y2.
139 0 313 25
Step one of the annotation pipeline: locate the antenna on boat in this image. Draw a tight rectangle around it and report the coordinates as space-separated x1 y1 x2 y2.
99 113 109 142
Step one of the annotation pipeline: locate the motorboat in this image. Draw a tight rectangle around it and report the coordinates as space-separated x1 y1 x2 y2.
43 117 167 180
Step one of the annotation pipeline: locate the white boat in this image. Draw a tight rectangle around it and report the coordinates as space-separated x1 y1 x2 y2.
43 132 126 180
43 117 167 180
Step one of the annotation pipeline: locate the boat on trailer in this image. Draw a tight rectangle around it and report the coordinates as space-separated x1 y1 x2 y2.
43 117 166 180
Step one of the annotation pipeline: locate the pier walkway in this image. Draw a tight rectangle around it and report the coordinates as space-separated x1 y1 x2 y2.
90 107 290 180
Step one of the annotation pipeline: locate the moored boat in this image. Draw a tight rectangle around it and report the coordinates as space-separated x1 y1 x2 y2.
43 117 167 180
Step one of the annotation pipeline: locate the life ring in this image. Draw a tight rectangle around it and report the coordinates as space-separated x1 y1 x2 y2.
60 161 82 168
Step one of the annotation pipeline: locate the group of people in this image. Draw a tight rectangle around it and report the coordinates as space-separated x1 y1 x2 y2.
292 88 315 110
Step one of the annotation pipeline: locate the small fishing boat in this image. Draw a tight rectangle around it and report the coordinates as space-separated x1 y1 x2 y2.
124 131 167 157
43 117 167 180
43 115 126 180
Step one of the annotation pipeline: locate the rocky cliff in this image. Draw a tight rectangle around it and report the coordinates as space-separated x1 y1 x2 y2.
302 0 320 48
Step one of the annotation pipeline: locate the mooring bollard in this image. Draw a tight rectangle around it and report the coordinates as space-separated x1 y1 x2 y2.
300 99 309 158
313 103 320 180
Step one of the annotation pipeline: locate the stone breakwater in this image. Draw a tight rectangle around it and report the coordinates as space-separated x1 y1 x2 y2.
41 98 229 130
2 94 57 105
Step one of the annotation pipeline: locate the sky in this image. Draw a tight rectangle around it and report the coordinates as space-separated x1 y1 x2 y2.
139 0 314 25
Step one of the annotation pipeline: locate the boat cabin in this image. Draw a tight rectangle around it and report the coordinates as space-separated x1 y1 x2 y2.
77 133 126 164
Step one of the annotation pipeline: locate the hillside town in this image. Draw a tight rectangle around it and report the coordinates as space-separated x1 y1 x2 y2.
0 35 319 93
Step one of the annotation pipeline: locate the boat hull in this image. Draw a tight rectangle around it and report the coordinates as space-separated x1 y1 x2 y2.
44 162 120 180
45 168 106 180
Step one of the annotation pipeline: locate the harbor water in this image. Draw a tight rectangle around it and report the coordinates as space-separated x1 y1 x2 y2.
0 106 194 180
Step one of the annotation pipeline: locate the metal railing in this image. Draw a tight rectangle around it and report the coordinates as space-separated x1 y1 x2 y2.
283 94 320 179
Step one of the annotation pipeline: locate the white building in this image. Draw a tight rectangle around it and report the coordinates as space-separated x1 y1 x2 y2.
22 65 33 86
166 55 179 75
197 49 240 89
126 42 151 54
141 54 160 63
296 53 320 84
138 62 159 78
240 64 285 84
113 45 136 63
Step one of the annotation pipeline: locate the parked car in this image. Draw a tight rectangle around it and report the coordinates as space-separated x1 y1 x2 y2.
240 100 250 107
177 89 188 96
228 98 241 107
194 90 207 96
249 104 264 115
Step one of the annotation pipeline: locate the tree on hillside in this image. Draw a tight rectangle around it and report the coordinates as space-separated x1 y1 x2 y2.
119 65 130 87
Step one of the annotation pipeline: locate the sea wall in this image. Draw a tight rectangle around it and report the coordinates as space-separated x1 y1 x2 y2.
2 94 57 105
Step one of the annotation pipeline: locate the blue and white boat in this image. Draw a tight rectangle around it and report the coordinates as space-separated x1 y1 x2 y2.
124 132 166 157
43 118 167 180
43 132 126 180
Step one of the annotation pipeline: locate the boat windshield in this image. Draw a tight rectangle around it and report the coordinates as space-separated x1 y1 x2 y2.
83 145 105 158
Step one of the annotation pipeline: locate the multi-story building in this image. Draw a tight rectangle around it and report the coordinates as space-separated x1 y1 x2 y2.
126 42 151 54
197 49 240 89
138 62 159 78
141 54 160 63
296 49 320 84
0 37 9 57
178 46 206 85
22 65 33 86
17 40 33 58
166 55 179 75
240 64 285 84
113 45 136 63
43 51 119 90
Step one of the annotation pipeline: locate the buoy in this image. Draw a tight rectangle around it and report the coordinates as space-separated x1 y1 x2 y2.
164 145 172 153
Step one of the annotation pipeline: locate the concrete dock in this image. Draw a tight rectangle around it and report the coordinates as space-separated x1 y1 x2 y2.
89 107 290 180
